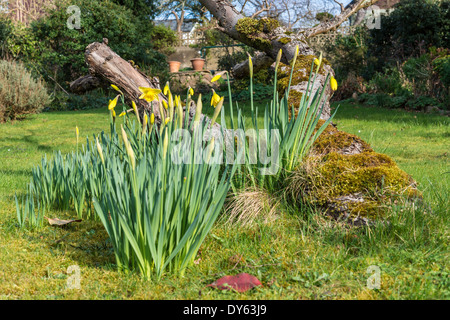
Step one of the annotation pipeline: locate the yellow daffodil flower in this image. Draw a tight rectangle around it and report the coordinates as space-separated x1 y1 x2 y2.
189 87 194 96
119 111 126 117
111 84 123 95
211 71 226 82
164 82 170 96
138 87 161 102
330 76 338 91
108 96 119 110
211 89 221 108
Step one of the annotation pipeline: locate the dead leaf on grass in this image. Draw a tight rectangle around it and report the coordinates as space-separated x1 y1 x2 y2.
44 216 82 226
207 273 262 292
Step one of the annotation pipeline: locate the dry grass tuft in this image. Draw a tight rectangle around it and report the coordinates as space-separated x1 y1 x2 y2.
221 188 281 228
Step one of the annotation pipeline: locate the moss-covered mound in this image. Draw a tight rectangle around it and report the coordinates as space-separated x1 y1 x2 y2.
288 121 421 225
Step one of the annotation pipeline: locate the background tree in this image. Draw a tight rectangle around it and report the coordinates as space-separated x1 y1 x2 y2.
109 0 160 18
196 0 378 118
234 0 339 30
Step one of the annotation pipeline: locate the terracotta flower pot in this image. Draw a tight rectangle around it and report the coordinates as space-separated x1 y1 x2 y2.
190 58 205 71
168 61 181 73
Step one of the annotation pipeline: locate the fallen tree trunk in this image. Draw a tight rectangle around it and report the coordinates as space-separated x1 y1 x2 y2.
80 39 167 124
70 74 105 94
78 40 224 141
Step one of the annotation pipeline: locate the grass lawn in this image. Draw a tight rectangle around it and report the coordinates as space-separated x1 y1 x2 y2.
0 102 448 299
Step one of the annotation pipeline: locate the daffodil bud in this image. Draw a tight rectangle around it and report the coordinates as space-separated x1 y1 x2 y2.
210 96 224 128
206 137 215 163
132 101 141 124
163 128 169 159
164 82 170 96
248 54 253 78
194 94 202 124
330 76 338 91
275 49 282 71
96 137 105 166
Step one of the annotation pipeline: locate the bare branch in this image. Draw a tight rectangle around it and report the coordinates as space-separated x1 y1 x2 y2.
303 0 379 38
333 0 345 13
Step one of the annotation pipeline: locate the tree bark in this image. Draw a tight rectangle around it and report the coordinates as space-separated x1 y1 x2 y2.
82 40 167 124
76 40 224 140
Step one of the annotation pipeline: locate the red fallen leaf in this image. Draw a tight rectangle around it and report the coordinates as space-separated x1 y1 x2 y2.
44 216 82 226
207 273 262 292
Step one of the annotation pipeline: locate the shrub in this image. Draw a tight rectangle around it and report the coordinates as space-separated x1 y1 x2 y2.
45 90 109 112
150 24 177 55
0 17 39 70
30 0 167 87
406 96 439 110
0 60 51 122
368 0 449 69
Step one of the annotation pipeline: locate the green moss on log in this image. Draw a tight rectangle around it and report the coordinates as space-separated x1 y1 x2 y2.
235 17 280 49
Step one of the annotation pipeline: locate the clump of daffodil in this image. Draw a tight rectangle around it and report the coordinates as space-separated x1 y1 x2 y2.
138 87 161 102
211 89 221 108
330 76 338 91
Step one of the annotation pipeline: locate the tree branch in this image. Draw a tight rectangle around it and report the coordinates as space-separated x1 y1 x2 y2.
303 0 379 38
333 0 345 13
